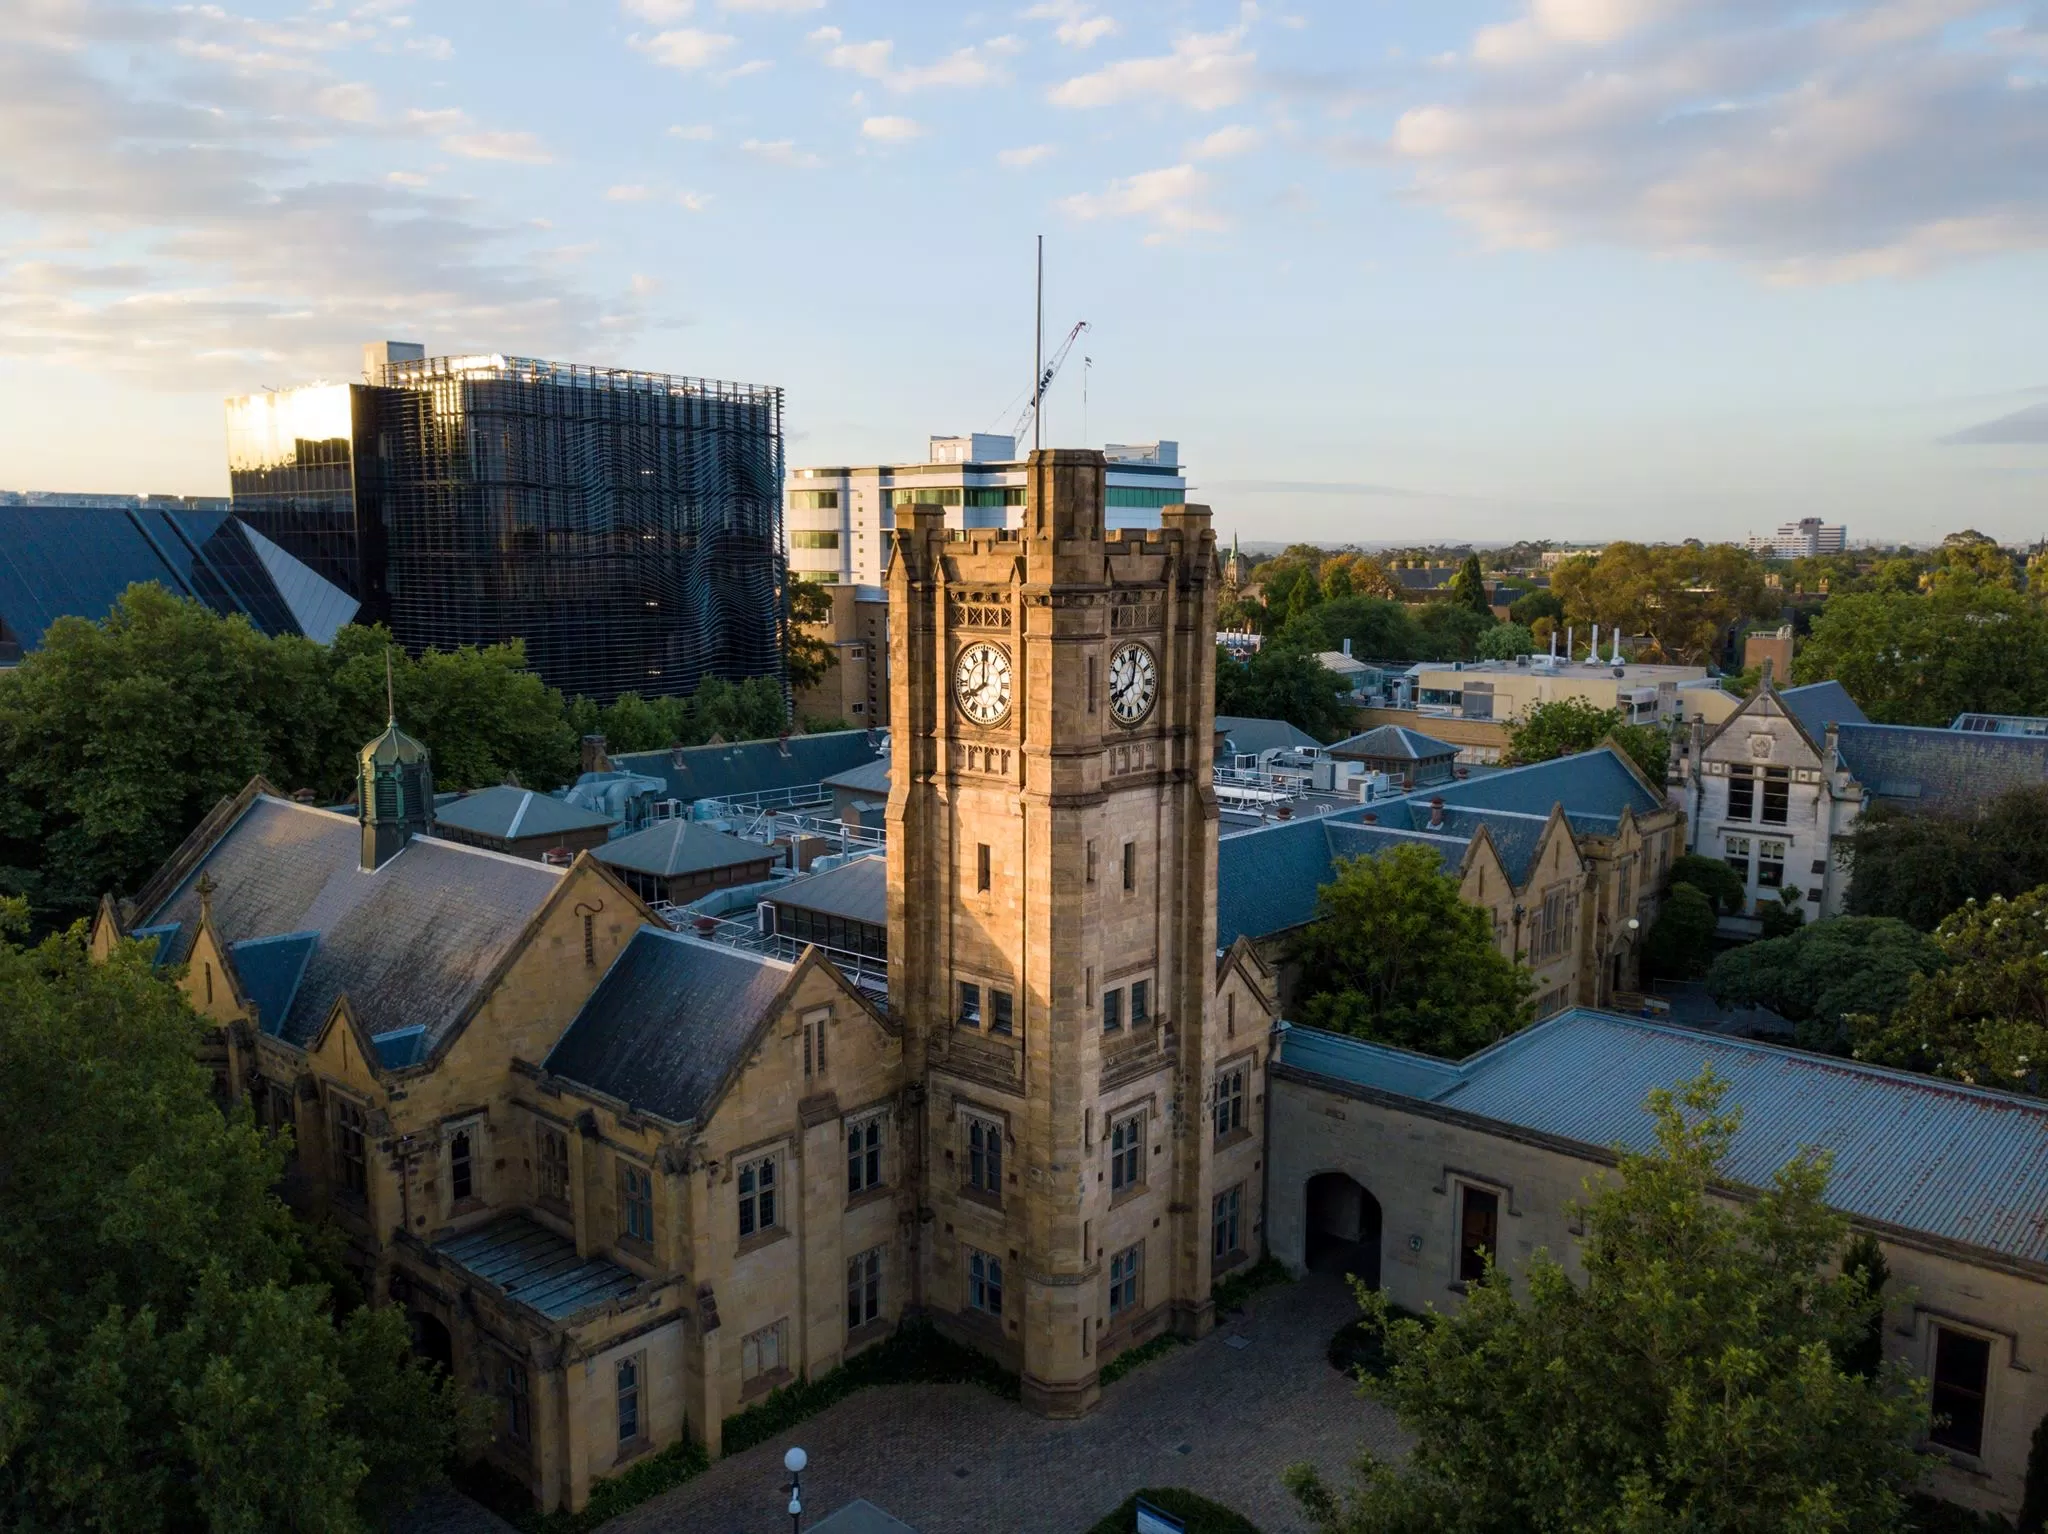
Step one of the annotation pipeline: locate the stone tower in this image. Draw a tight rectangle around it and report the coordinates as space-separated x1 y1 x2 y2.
358 714 435 871
886 448 1222 1415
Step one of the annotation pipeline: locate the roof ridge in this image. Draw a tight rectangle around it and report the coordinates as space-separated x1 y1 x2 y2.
637 921 795 970
409 832 569 876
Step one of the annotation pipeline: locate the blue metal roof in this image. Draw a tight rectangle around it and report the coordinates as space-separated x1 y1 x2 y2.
1426 747 1661 820
434 1214 642 1319
370 1024 427 1068
1216 716 1326 757
1216 817 1346 948
1835 723 2048 814
1779 681 1867 739
1278 1010 2048 1266
608 731 885 807
1329 724 1459 762
131 921 182 970
228 930 318 1038
433 785 614 841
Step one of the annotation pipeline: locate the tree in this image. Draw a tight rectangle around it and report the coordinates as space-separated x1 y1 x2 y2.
1289 844 1533 1057
1449 553 1491 616
1412 602 1494 662
1286 1071 1928 1534
1503 697 1669 785
1551 542 1778 664
1642 883 1717 980
1707 917 1946 1053
1316 596 1421 664
1667 852 1746 915
1847 887 2048 1095
1794 583 2048 726
690 676 790 743
785 576 838 694
1838 1233 1891 1381
1475 622 1537 661
1927 531 2016 591
0 914 476 1529
1847 785 2048 930
1213 645 1354 743
1507 589 1563 628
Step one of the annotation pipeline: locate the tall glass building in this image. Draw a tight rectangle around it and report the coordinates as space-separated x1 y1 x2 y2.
226 350 785 704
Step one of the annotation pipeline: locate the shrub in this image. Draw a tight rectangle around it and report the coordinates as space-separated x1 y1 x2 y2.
1098 1332 1185 1387
1212 1255 1291 1314
2022 1410 2048 1533
1084 1488 1265 1534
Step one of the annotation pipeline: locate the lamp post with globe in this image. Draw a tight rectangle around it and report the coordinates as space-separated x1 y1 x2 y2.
784 1446 808 1532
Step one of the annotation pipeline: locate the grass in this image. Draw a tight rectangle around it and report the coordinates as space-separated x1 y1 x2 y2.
1210 1255 1291 1316
1083 1487 1265 1534
1097 1330 1186 1388
720 1319 1020 1456
1327 1300 1430 1381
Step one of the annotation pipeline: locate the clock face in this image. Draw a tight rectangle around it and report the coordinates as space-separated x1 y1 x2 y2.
953 641 1014 725
1108 642 1158 725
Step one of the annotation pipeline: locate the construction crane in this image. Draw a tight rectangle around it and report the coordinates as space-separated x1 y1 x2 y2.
1011 320 1090 445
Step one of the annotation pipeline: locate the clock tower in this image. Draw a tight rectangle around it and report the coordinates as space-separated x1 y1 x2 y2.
886 448 1227 1415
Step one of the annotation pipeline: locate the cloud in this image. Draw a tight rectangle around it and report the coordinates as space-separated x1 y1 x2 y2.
668 123 716 139
1050 28 1255 110
634 27 738 71
1025 1 1119 49
623 0 694 20
812 28 1008 90
1391 1 2048 281
0 1 623 387
999 143 1056 168
1059 162 1229 240
1943 403 2048 446
315 81 380 122
1191 123 1260 157
630 273 662 297
442 130 553 164
719 0 823 9
678 190 712 211
604 184 655 201
740 137 825 168
720 58 773 79
860 115 923 142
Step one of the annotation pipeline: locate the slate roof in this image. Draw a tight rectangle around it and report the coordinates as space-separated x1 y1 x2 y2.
822 757 892 797
1427 746 1661 820
433 785 615 842
434 1215 641 1320
1216 811 1462 948
608 731 885 807
140 795 563 1050
1777 680 1868 739
1835 723 2048 814
545 926 793 1123
1277 1009 2048 1267
1215 716 1325 757
594 820 775 879
773 854 888 927
1328 724 1459 762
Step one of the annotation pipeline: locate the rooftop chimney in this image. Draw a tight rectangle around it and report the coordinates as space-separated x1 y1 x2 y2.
1342 637 1353 657
1428 796 1445 830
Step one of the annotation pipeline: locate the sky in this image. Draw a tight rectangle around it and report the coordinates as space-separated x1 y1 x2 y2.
1 0 2046 546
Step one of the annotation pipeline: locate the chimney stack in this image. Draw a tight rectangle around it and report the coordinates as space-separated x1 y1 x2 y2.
1428 796 1445 830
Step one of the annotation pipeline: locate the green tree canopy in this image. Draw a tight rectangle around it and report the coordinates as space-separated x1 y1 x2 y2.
784 576 838 694
1503 697 1669 785
1848 887 2048 1096
1449 554 1491 616
1707 917 1947 1053
1641 882 1717 980
1794 583 2048 726
1289 844 1533 1057
1551 542 1778 664
1667 852 1746 915
1315 595 1423 663
1214 646 1354 743
1412 602 1495 662
1286 1071 1927 1534
0 915 474 1529
1475 622 1537 661
1507 589 1564 628
1847 786 2048 930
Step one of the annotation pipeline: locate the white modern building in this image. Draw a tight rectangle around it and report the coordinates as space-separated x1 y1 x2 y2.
785 435 1187 584
1747 518 1848 559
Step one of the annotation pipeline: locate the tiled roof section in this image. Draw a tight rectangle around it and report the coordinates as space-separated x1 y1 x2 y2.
1419 807 1548 884
1326 822 1466 876
1215 811 1454 948
1429 747 1661 820
608 731 885 806
1835 724 2048 814
433 1215 641 1320
594 820 775 879
1778 681 1868 738
545 926 793 1124
773 854 887 927
822 757 891 797
1215 716 1325 757
142 796 562 1050
433 785 615 841
228 931 318 1038
1328 725 1459 761
1280 1010 2048 1266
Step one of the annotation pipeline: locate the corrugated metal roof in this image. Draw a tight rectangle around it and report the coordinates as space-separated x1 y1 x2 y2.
1279 1010 2048 1265
434 1215 641 1319
1216 716 1326 756
545 926 792 1124
229 930 318 1038
774 854 888 927
1836 723 2048 815
1329 725 1459 762
822 758 891 796
594 820 775 878
608 731 885 806
433 785 615 841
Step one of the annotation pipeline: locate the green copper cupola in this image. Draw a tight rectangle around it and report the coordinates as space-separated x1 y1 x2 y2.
359 714 434 871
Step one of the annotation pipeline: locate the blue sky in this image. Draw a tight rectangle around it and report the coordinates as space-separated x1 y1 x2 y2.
2 0 2046 544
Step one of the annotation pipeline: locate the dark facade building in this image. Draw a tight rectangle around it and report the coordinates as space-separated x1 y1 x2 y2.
226 346 786 704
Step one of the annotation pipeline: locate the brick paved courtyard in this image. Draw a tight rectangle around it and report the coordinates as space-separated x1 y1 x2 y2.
598 1271 1402 1534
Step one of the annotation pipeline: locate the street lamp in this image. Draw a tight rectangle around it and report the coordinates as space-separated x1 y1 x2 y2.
784 1446 808 1532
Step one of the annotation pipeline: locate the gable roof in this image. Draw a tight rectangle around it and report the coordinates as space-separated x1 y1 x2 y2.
1835 723 2048 814
593 819 774 879
1215 716 1324 757
229 930 318 1038
773 854 888 927
1778 680 1868 738
140 794 563 1050
1331 724 1458 762
822 757 891 797
1428 746 1663 820
1215 811 1460 948
433 785 615 842
1277 1009 2048 1267
607 731 885 807
434 1214 641 1321
544 926 794 1124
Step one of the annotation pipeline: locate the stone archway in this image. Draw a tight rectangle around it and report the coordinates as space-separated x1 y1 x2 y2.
410 1311 454 1376
1305 1170 1383 1288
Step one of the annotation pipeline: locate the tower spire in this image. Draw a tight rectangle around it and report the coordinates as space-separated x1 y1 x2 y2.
385 647 396 724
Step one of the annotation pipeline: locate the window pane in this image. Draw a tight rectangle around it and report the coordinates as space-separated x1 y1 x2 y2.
1459 1188 1499 1283
1931 1329 1991 1455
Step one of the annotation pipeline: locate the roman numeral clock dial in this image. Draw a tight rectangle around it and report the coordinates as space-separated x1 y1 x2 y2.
1108 642 1157 725
953 641 1013 726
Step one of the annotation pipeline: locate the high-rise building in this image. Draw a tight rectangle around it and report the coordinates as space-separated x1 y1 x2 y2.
786 434 1187 585
1747 517 1848 559
225 345 786 703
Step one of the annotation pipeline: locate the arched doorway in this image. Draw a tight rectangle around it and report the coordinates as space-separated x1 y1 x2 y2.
1305 1171 1383 1288
409 1312 454 1376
